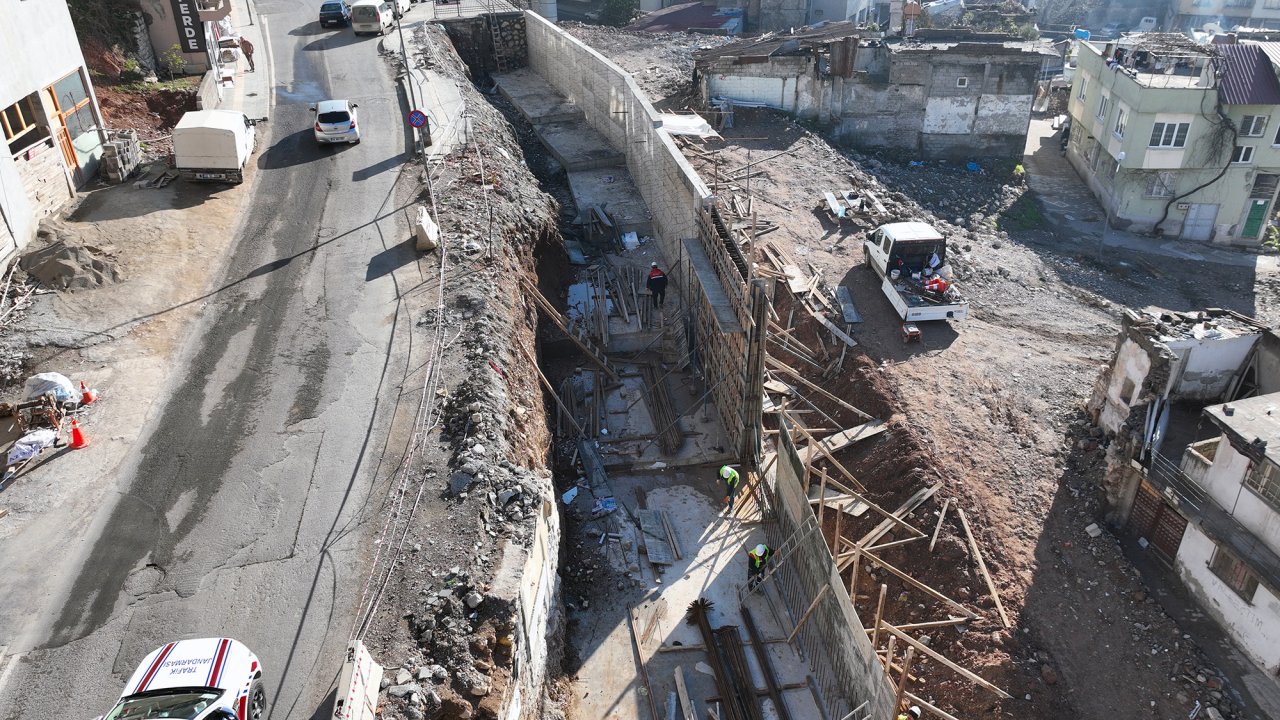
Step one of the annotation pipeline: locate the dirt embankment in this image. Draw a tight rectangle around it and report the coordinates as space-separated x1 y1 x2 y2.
358 25 572 720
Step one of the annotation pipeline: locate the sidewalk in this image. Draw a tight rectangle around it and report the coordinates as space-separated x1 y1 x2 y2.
220 0 273 120
1022 117 1279 273
381 17 468 160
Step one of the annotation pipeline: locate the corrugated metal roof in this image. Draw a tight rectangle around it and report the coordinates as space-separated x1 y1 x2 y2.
1246 40 1280 70
1218 43 1280 105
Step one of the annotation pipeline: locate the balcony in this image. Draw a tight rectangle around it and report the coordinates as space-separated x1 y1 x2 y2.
197 0 232 22
1144 451 1280 596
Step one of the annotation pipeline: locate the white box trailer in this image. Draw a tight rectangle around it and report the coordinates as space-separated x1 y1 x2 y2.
172 109 259 184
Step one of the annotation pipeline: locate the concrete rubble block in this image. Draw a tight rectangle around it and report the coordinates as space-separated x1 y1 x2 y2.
414 205 440 251
464 591 484 608
395 667 414 685
388 682 423 698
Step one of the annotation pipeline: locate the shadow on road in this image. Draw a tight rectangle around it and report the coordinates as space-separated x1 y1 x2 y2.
353 152 409 182
303 30 373 51
365 237 416 281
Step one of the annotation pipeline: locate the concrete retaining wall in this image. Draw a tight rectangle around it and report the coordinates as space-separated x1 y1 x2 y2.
768 416 898 719
523 11 711 264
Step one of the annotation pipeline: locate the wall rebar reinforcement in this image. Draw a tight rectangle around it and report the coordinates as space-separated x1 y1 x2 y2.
749 415 897 720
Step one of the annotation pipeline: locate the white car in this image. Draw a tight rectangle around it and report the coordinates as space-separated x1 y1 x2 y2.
311 99 360 145
98 638 266 720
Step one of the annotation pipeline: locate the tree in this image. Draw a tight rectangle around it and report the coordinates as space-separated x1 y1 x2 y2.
161 43 186 80
599 0 638 27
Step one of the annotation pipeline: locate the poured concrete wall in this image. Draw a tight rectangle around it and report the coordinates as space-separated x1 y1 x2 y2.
523 11 711 265
769 417 898 719
493 494 562 720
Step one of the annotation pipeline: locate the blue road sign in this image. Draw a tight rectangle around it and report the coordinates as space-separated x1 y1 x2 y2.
408 109 428 128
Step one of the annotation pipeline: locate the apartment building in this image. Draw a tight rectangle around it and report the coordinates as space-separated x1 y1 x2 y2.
1168 0 1280 33
0 0 107 262
1065 33 1280 246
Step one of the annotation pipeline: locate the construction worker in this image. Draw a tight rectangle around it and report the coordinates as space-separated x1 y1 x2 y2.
719 465 740 511
896 706 922 720
746 543 772 589
647 262 668 308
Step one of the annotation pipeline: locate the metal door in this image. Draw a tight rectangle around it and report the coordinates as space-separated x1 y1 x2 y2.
1182 203 1219 241
1241 199 1269 239
1127 478 1188 563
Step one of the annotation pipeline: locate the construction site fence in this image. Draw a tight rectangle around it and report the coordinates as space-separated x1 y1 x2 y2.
763 415 897 720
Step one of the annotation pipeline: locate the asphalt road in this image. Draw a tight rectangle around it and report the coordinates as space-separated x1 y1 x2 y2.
0 5 417 718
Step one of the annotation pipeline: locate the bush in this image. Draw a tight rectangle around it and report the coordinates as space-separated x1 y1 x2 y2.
161 43 186 80
120 58 145 82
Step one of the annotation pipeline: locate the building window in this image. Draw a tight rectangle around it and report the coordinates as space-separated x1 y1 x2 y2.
1232 145 1255 164
1241 115 1268 137
1244 460 1280 510
956 77 969 88
1147 171 1177 197
1 93 49 155
1266 0 1280 8
1097 95 1110 122
1251 172 1279 199
1209 545 1260 602
1114 107 1128 138
1078 77 1088 101
1150 121 1190 148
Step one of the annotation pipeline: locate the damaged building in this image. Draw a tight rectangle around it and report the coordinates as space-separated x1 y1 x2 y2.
1088 309 1280 676
694 24 1056 158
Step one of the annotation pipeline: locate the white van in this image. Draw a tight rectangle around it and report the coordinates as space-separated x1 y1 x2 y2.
350 0 396 34
1135 16 1158 32
172 110 258 184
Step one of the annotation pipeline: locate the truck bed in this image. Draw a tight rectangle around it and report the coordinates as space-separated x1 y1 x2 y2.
882 276 968 321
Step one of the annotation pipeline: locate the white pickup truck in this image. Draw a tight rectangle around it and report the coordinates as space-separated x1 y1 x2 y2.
863 221 969 322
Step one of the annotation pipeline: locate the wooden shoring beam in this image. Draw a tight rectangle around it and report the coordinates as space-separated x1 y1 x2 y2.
768 357 874 421
929 498 952 553
864 617 968 635
789 420 870 495
957 508 1012 628
786 584 831 644
878 622 1012 699
858 551 975 620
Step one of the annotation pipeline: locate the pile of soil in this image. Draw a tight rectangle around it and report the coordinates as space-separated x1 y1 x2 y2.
20 226 122 292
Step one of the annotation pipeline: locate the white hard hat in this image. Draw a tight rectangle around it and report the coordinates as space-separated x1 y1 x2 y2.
908 707 922 719
720 466 733 478
752 543 768 555
651 261 658 267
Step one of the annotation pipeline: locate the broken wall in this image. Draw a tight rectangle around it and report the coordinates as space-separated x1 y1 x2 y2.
768 416 898 718
1166 333 1260 402
1087 310 1177 434
699 42 1041 158
523 11 711 266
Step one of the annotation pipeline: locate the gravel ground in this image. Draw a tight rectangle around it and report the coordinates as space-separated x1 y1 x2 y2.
563 24 1280 720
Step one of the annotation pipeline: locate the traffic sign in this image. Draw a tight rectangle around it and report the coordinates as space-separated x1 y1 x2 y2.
407 109 428 128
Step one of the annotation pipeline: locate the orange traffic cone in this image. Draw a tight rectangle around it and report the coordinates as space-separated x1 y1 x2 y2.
69 419 90 449
79 381 97 405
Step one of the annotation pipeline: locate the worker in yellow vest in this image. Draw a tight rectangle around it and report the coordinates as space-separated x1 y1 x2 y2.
896 706 922 720
746 543 771 589
719 465 741 511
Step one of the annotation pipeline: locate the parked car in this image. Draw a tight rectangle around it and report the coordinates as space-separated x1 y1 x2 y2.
319 1 351 26
1101 22 1123 38
311 99 360 145
95 638 266 720
349 0 396 34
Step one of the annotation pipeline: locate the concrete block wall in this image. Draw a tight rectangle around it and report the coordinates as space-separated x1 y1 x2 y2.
523 11 711 265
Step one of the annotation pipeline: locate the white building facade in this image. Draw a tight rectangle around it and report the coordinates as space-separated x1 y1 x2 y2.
0 0 106 262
